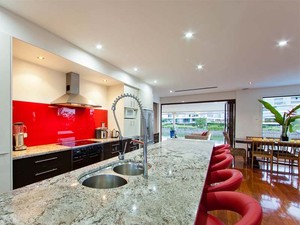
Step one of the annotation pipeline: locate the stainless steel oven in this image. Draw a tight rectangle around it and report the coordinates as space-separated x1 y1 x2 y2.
59 140 103 170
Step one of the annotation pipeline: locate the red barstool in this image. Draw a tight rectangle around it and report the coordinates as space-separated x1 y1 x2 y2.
195 210 223 225
204 169 243 193
213 144 230 151
212 148 231 156
195 191 262 225
209 153 233 172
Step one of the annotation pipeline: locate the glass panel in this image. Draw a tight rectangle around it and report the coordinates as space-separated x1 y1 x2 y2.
161 102 229 144
262 96 300 139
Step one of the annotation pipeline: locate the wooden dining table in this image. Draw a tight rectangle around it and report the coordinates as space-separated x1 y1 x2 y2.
235 137 300 168
235 137 300 146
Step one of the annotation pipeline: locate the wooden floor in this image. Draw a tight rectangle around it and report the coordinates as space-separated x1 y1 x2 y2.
210 157 300 225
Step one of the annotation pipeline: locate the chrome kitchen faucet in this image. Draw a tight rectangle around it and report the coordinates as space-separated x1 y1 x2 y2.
111 93 148 179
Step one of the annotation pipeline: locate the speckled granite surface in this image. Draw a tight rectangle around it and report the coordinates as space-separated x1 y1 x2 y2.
12 138 121 159
2 139 214 225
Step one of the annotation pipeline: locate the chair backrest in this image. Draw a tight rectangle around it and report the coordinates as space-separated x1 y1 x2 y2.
223 131 231 146
275 141 298 158
252 140 274 155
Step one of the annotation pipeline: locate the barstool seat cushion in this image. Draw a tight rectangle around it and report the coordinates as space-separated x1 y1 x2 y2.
204 169 243 192
209 154 233 172
213 144 230 151
213 148 231 156
196 191 262 225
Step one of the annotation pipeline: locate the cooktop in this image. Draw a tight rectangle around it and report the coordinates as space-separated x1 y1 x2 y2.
59 140 99 147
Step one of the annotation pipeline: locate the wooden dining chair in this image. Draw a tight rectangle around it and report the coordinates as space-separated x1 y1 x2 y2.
251 139 274 173
273 141 299 174
223 131 247 165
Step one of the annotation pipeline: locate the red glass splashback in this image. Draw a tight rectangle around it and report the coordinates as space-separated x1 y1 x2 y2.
13 100 108 146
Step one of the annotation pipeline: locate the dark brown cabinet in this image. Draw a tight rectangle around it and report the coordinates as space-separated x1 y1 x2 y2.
13 150 72 189
13 139 132 189
103 139 131 160
72 144 103 170
154 133 159 143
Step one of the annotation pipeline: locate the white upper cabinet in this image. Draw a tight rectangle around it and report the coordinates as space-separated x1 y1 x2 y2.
124 85 139 109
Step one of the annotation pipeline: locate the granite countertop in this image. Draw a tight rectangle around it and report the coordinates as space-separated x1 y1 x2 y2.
1 139 214 225
12 138 123 160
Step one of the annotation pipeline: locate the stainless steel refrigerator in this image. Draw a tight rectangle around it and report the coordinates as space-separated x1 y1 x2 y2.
141 109 154 144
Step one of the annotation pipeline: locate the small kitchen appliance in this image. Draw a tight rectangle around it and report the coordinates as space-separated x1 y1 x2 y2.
95 128 108 139
13 122 27 151
111 129 120 138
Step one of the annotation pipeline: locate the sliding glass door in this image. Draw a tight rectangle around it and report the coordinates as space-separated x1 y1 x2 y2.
224 100 236 146
161 100 236 144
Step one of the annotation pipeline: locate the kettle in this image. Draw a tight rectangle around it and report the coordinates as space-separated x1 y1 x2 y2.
95 128 108 139
111 129 120 138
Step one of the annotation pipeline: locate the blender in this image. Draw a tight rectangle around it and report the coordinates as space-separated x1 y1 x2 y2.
13 122 27 151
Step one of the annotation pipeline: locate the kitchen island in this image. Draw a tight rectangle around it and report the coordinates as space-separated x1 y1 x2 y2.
0 139 214 225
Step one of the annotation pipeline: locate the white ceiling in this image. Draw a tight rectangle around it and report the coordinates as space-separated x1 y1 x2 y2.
1 0 300 98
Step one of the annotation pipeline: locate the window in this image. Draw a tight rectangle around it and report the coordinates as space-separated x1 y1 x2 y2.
262 95 300 139
161 102 228 143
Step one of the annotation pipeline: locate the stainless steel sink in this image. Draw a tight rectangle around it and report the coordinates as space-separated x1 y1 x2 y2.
113 162 150 176
82 174 127 189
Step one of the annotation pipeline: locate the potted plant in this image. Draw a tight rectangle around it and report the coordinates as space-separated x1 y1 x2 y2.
258 99 300 141
170 126 176 138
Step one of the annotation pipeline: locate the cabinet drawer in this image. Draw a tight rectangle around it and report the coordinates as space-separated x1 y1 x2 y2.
13 150 71 189
111 141 121 154
34 151 71 181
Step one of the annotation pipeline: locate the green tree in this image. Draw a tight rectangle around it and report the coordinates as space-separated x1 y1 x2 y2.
195 118 207 128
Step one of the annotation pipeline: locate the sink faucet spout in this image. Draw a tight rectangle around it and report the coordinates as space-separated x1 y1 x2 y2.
111 93 148 179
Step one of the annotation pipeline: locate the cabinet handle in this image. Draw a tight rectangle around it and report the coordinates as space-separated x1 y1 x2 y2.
111 148 119 153
89 154 99 158
73 158 84 162
35 168 58 176
35 157 58 164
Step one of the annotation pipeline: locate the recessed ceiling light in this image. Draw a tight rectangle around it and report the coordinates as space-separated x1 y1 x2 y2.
154 80 157 84
185 32 193 39
169 90 173 93
96 44 103 49
133 67 138 72
37 56 45 60
103 79 107 82
197 64 204 70
249 81 252 85
277 40 288 47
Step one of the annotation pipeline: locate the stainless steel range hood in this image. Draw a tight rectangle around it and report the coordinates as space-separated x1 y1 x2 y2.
51 72 101 108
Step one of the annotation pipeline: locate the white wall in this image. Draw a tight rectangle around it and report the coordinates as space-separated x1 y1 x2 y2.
236 85 300 138
13 58 109 108
0 32 12 193
13 58 65 103
139 83 154 110
77 78 108 109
